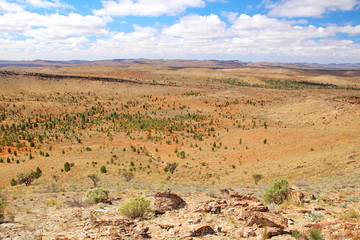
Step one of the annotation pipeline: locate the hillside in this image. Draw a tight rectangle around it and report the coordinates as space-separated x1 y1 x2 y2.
0 65 359 239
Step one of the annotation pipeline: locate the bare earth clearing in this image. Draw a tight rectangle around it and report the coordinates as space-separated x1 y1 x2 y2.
0 65 359 239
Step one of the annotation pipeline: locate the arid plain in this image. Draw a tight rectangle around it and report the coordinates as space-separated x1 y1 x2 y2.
0 64 359 239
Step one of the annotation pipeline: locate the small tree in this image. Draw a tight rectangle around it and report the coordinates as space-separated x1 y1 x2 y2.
165 162 178 174
263 179 289 204
17 170 41 186
88 174 99 187
52 175 59 182
122 171 134 182
35 167 42 177
252 174 263 185
64 162 71 172
10 178 17 186
100 166 107 174
119 196 150 219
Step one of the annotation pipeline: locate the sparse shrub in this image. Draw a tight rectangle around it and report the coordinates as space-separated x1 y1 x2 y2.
85 187 109 204
10 178 17 186
17 168 42 186
64 196 84 208
119 196 150 219
100 165 107 173
252 173 263 185
165 162 178 174
308 228 324 240
291 230 301 239
122 171 134 182
0 198 6 220
340 209 360 219
64 162 71 172
88 174 99 187
263 179 289 204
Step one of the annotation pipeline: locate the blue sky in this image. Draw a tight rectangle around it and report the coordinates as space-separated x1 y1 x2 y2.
0 0 360 63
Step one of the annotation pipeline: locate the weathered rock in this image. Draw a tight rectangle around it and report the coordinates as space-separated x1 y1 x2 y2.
158 223 175 230
237 226 257 238
194 200 227 214
189 225 216 237
245 205 269 212
154 191 186 214
245 212 288 229
134 226 151 238
284 205 310 214
230 193 257 201
305 219 360 240
287 188 305 204
98 196 113 204
264 227 290 238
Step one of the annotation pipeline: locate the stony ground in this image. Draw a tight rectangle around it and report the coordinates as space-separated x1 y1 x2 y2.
0 182 359 240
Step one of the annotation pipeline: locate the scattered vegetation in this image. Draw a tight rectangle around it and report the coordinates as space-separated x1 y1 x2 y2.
308 228 324 240
85 187 109 204
16 167 42 186
119 196 151 219
252 173 263 185
263 179 289 204
87 174 99 187
0 198 5 220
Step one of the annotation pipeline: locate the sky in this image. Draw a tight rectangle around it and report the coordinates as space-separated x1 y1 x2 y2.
0 0 360 63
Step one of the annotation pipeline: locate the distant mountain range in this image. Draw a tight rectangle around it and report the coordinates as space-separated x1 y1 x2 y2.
1 59 360 70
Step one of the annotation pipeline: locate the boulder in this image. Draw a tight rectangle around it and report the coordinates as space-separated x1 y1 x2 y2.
194 200 227 214
287 188 305 204
245 212 288 229
189 225 215 237
264 227 290 238
230 193 257 201
154 191 186 214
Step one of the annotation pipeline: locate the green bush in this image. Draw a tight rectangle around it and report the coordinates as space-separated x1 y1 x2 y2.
119 196 150 219
263 179 289 204
10 178 17 186
100 165 107 173
308 228 324 240
85 187 109 204
0 198 6 220
64 162 71 172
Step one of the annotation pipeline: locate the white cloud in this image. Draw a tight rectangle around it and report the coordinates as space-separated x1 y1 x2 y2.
23 0 70 8
230 14 333 41
0 11 110 40
1 10 360 63
163 14 226 39
94 0 205 16
267 0 360 18
0 0 23 13
221 11 238 23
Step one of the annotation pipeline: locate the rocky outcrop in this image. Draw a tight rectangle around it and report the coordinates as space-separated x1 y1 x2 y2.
154 191 186 214
194 199 227 214
189 225 215 237
287 188 305 204
245 211 288 229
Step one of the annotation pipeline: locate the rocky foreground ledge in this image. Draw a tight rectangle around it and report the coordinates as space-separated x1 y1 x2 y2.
0 188 359 240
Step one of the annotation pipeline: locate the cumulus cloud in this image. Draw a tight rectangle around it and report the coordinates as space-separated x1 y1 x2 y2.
230 14 333 42
0 11 110 40
23 0 71 8
0 0 23 13
267 0 360 18
163 14 226 39
93 0 205 16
